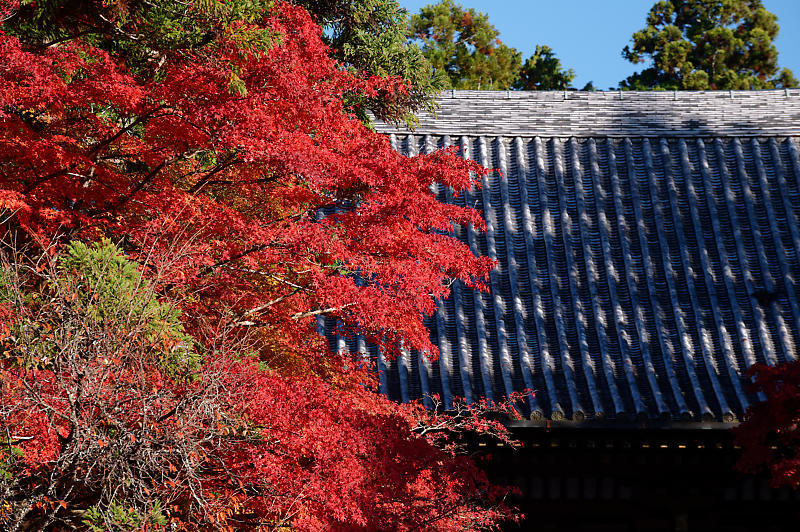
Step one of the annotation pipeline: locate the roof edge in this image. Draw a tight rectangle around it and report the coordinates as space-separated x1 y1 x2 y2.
508 420 739 431
435 88 800 100
377 89 800 137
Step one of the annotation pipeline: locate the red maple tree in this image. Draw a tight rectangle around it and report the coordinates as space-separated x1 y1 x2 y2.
1 0 493 355
0 0 518 529
0 247 516 529
734 361 800 489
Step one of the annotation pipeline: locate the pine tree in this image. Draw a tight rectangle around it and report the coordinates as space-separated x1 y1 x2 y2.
621 0 798 90
408 0 520 90
408 0 575 91
514 44 575 90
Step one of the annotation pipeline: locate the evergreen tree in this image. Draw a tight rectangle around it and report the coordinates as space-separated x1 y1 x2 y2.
408 0 577 91
296 0 444 125
408 0 520 90
621 0 798 90
513 44 575 90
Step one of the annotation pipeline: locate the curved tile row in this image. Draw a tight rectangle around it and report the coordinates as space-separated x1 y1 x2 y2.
326 135 800 422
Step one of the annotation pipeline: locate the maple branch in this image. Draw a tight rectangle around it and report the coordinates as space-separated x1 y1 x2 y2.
235 287 308 326
240 286 305 318
87 105 167 160
98 14 145 42
200 176 280 188
264 273 306 290
406 503 477 532
113 149 202 209
23 168 69 194
291 302 356 320
22 106 167 194
8 434 34 444
0 6 19 23
36 30 94 50
188 154 241 194
198 244 268 276
113 160 167 207
157 111 215 139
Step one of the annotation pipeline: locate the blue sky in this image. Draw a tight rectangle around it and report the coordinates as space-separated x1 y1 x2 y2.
399 0 800 90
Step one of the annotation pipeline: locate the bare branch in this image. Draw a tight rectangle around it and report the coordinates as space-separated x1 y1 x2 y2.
291 302 357 320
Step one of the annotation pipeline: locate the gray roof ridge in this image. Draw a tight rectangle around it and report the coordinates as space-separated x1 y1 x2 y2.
439 88 800 99
378 89 800 137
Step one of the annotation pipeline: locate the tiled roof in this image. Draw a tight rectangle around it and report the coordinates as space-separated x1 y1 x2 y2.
328 91 800 423
376 89 800 137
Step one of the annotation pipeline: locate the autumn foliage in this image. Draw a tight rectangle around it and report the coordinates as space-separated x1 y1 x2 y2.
0 0 493 354
0 243 515 529
735 361 800 489
0 0 517 529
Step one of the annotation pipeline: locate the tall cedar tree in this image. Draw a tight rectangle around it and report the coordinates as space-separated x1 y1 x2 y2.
0 0 521 529
296 0 445 126
621 0 798 90
408 0 574 90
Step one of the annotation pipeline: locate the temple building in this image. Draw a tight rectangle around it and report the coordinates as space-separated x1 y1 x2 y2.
328 90 800 531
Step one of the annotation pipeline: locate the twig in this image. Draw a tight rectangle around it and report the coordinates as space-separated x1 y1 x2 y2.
291 302 356 320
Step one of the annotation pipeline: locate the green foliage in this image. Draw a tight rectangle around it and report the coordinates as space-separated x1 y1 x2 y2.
297 0 445 126
0 240 198 376
621 0 798 90
408 0 520 90
0 266 17 307
5 0 278 80
513 44 575 90
8 0 442 126
0 447 24 483
228 70 249 97
83 500 168 532
57 239 199 375
408 0 575 92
